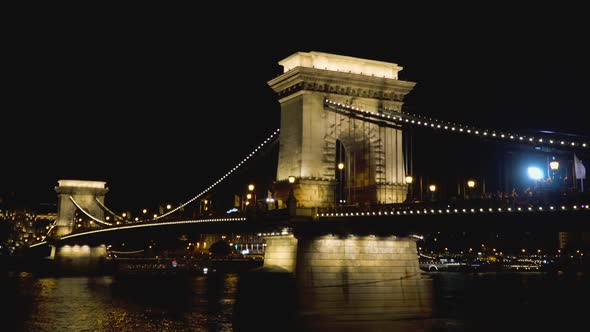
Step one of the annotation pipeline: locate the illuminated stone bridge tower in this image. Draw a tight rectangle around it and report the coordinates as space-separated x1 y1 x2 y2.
54 180 108 237
268 51 416 208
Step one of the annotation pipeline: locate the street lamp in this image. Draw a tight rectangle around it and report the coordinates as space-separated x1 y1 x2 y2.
527 167 543 180
247 184 256 211
287 176 297 211
405 176 414 202
428 184 437 202
337 163 345 205
466 179 476 200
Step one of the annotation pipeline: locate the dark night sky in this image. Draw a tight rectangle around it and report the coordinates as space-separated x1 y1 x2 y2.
2 9 589 211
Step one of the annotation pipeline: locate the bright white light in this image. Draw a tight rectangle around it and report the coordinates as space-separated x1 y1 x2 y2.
527 167 543 180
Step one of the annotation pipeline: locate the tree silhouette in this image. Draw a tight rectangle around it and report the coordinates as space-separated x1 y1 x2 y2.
209 240 231 256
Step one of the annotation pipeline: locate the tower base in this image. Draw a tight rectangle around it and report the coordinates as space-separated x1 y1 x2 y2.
273 178 336 209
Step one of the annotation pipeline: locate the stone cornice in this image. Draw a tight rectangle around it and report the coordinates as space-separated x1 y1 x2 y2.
268 67 416 102
55 186 109 196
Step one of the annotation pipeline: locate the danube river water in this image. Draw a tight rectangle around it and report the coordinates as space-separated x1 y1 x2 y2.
2 270 589 331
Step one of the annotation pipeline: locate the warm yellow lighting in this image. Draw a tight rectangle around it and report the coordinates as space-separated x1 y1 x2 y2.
122 213 127 218
248 184 255 191
142 209 148 214
153 214 157 218
246 193 252 199
105 216 110 221
245 201 250 206
405 176 413 184
337 162 344 170
166 204 172 209
288 176 296 184
135 217 139 221
57 180 106 189
467 180 476 188
428 184 437 192
279 51 402 80
549 160 559 171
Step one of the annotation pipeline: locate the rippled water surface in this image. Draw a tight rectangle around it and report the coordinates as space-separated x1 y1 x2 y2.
2 271 589 331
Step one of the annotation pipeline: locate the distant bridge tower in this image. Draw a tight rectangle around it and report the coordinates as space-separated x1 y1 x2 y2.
268 52 416 208
54 180 108 237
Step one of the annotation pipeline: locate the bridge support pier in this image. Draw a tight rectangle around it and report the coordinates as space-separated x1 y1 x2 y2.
263 234 299 272
53 244 108 274
263 232 433 326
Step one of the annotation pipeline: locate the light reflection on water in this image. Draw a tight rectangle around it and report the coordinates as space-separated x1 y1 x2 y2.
3 272 237 332
2 271 589 331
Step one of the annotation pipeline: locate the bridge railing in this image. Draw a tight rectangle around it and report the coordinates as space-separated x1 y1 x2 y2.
318 191 590 215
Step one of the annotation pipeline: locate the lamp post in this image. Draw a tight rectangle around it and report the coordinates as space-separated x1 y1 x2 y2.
549 159 559 187
247 184 256 211
405 175 414 202
466 179 476 200
428 184 437 202
287 176 297 214
338 162 345 205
